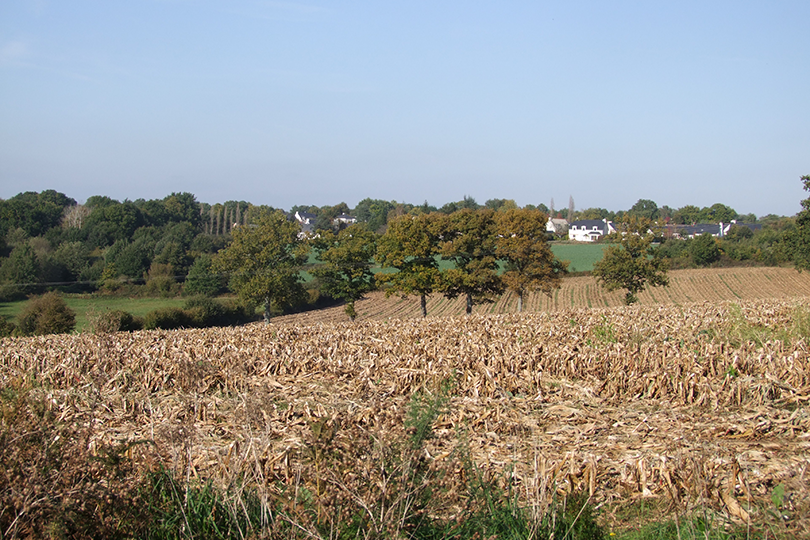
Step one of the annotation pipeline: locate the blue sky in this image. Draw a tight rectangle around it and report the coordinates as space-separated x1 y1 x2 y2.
1 1 808 217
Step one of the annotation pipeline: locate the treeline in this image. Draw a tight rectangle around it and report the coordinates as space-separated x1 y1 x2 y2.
214 207 565 322
0 191 279 301
0 189 805 313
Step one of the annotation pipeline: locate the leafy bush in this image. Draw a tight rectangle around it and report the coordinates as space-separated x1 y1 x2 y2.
143 307 191 330
90 309 143 334
183 296 228 327
0 316 16 338
690 233 721 267
16 291 76 336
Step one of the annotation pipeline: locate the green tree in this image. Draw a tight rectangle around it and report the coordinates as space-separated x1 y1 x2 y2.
162 192 202 228
0 243 40 299
312 224 377 321
184 255 224 297
592 217 669 305
484 198 518 212
436 209 503 315
83 201 144 248
0 190 75 238
627 199 659 220
578 207 614 221
353 198 395 233
793 174 810 271
699 203 737 223
690 233 721 266
214 210 308 322
672 205 701 225
376 213 442 317
724 224 754 242
494 208 568 312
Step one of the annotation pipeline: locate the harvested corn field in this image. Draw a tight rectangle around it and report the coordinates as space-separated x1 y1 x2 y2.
2 298 809 537
277 266 810 326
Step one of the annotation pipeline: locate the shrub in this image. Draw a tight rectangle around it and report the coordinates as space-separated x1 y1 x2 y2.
183 296 227 327
143 307 191 330
0 316 16 338
90 309 143 334
690 233 721 267
16 291 76 336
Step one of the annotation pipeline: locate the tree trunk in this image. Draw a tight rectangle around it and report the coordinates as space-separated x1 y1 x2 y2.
465 293 472 316
420 294 427 318
517 292 524 313
263 297 271 324
345 301 357 321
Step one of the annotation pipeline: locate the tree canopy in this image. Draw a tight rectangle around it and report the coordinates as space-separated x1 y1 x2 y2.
214 210 308 322
436 209 503 315
793 174 810 271
494 208 568 312
592 217 669 305
376 213 442 317
312 224 378 321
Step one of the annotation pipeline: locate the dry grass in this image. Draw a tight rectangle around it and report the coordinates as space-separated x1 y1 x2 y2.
1 296 809 536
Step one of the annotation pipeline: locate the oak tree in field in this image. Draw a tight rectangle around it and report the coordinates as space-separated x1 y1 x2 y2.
793 174 810 271
436 209 504 316
592 216 669 305
494 208 568 312
376 213 442 317
214 210 308 323
312 223 377 321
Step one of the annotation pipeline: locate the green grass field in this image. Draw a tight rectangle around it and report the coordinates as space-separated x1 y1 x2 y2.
551 242 609 273
0 296 187 332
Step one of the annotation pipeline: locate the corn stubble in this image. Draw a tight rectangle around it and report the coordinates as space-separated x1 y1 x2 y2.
1 299 809 536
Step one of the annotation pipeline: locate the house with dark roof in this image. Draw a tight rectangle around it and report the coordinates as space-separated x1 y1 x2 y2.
676 221 762 239
333 213 357 226
568 219 616 242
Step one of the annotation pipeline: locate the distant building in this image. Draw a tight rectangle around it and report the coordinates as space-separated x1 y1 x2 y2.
333 213 357 226
676 220 762 239
546 217 569 236
292 211 318 238
568 219 616 242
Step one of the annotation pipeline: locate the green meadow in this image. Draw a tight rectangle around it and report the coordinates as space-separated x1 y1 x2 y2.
0 296 188 333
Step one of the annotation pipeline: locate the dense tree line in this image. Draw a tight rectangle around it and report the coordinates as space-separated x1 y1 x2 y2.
216 207 567 321
0 182 807 325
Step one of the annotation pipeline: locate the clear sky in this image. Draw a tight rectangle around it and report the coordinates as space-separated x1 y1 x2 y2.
1 1 808 217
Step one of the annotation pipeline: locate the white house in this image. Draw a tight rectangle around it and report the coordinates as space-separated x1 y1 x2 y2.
568 219 615 242
333 213 357 226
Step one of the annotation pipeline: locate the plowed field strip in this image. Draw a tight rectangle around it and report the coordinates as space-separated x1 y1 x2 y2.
272 267 810 325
